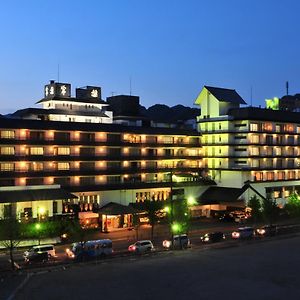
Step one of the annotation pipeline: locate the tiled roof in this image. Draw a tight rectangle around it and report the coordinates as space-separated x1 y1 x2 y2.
0 188 76 203
199 186 247 204
204 86 246 105
36 96 107 105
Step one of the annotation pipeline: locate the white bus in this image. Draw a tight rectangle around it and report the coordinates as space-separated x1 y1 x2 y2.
66 239 113 259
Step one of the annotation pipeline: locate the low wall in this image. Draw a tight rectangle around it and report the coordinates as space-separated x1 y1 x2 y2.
0 237 61 249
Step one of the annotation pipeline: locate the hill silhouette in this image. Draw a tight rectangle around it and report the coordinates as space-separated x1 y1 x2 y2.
142 104 199 123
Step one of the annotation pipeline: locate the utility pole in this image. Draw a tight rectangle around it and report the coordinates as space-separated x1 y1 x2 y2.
170 169 174 247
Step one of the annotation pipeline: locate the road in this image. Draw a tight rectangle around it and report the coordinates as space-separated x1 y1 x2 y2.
1 220 300 272
0 221 242 271
10 235 300 300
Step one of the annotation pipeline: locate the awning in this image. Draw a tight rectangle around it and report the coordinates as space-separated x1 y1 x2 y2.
98 202 141 215
0 188 77 203
198 186 248 205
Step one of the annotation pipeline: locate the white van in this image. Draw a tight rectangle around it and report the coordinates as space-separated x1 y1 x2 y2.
24 244 56 258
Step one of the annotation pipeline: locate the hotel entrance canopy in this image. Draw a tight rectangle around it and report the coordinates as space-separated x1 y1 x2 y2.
98 202 142 215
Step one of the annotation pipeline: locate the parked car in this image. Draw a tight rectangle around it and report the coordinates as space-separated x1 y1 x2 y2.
256 225 277 237
163 234 191 249
128 240 154 253
232 227 254 239
201 232 225 243
219 213 235 222
24 250 49 264
24 244 56 259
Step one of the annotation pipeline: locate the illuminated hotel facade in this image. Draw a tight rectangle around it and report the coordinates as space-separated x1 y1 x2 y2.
195 86 300 206
0 81 204 225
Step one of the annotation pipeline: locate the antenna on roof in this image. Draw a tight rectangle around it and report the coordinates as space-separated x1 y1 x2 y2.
286 81 289 95
129 76 132 96
57 64 60 83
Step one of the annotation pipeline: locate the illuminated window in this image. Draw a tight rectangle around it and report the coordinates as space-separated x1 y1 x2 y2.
250 123 259 131
0 163 14 171
275 125 281 133
0 130 15 139
254 172 263 181
286 147 294 156
31 162 43 171
250 135 259 143
266 172 274 181
0 147 15 155
58 162 70 170
57 147 70 155
250 147 259 156
275 148 282 156
263 123 273 131
163 136 173 144
30 147 44 155
284 124 294 132
251 160 259 167
288 171 295 179
273 191 280 198
277 171 285 180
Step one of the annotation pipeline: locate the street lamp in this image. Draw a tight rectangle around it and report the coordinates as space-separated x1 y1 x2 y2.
187 196 197 206
37 207 45 222
35 223 41 245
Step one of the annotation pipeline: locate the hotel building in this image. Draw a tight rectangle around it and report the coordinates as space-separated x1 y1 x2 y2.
0 81 205 228
195 85 300 207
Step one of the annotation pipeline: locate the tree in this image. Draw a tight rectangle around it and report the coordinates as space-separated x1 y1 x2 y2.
262 197 280 225
0 206 23 271
247 195 262 224
170 198 191 235
132 213 140 241
285 192 300 217
139 200 163 240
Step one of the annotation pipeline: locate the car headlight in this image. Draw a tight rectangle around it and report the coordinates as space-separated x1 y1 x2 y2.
163 240 171 248
256 229 265 235
232 232 240 238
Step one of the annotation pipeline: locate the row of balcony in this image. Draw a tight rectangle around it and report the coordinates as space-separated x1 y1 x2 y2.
0 177 209 192
0 154 202 161
0 166 201 177
0 138 201 147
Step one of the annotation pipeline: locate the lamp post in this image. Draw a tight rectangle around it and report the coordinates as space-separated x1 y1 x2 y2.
35 223 41 245
169 169 174 247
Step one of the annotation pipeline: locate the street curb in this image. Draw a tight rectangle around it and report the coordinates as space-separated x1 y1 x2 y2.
6 273 32 300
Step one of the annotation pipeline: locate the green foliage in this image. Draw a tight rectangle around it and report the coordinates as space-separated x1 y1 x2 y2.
0 217 24 271
247 195 261 223
285 192 300 217
262 197 280 224
168 198 191 235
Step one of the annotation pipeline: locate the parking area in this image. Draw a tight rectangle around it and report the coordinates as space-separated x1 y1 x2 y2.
9 234 300 300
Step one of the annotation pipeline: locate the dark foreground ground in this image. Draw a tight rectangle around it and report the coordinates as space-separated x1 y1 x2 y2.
6 235 300 300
